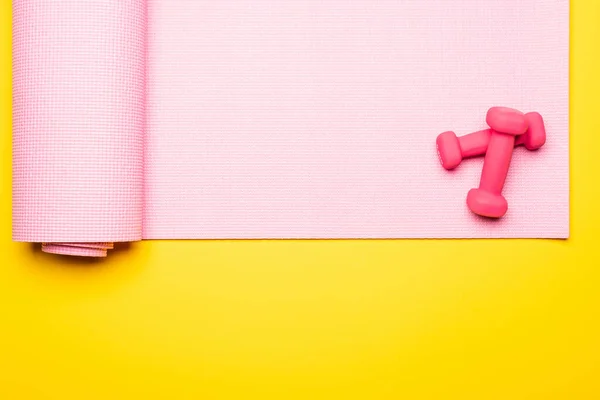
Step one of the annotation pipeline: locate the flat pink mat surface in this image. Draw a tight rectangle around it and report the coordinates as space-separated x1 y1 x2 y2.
13 0 570 246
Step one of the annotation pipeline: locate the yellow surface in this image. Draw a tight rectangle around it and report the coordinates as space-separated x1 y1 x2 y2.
1 1 599 398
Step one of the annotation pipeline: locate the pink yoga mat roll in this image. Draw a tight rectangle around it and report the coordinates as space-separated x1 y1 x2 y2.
12 0 146 256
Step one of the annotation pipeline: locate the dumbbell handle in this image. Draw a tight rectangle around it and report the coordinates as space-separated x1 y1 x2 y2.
455 129 491 158
457 129 527 158
515 134 526 147
479 130 516 194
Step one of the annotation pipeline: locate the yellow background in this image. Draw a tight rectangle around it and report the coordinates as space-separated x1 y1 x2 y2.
1 1 598 398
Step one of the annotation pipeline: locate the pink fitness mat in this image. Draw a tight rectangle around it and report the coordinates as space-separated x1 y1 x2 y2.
12 1 570 257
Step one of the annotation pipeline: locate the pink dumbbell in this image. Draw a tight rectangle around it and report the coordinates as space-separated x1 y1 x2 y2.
436 112 546 170
466 107 529 218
